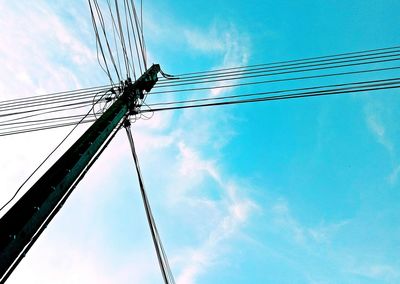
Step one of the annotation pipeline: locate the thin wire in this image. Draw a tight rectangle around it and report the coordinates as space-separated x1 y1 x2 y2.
124 0 137 79
106 0 123 78
0 114 95 128
0 115 96 131
127 0 143 74
94 0 122 82
140 0 147 67
114 0 131 78
150 66 400 95
125 122 175 284
0 119 95 137
88 0 114 84
0 93 108 113
155 55 400 87
0 103 95 126
130 0 147 69
169 45 400 77
143 84 400 113
2 77 398 135
0 85 111 106
157 49 400 82
0 100 96 119
148 77 400 107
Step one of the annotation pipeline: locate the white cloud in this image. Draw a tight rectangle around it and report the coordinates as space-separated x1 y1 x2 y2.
366 111 393 154
271 198 348 246
348 263 400 282
364 102 400 185
184 28 225 53
172 143 257 284
388 164 400 185
0 1 101 97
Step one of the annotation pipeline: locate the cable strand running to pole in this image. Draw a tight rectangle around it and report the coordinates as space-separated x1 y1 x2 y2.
124 120 175 284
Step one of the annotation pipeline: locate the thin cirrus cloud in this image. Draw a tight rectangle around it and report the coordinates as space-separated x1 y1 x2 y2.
172 142 257 284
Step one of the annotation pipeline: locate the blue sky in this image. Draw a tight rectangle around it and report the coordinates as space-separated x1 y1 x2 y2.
0 1 400 283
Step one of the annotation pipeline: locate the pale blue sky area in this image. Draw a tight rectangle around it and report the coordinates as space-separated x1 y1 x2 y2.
0 1 399 283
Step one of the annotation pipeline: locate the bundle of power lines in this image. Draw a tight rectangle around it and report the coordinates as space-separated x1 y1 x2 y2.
1 45 400 136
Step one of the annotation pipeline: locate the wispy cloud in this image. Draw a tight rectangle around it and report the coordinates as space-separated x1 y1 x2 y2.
365 109 393 154
184 24 249 98
172 143 257 284
0 1 100 97
388 164 400 185
271 198 348 246
348 262 400 282
364 101 399 185
184 27 225 53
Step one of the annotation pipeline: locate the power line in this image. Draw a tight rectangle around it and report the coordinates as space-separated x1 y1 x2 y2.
168 45 400 77
94 0 122 82
0 85 111 106
114 0 131 78
148 77 400 107
123 0 137 79
89 0 114 84
125 120 175 284
0 119 95 137
2 48 397 109
157 49 400 82
143 82 400 113
2 45 399 136
106 0 124 78
154 55 400 88
126 0 143 74
150 66 400 95
130 0 147 69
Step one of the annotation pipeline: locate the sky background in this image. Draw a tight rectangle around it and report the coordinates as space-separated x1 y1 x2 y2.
0 0 400 283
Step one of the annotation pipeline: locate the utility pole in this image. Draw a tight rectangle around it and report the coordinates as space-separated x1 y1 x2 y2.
0 64 160 282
